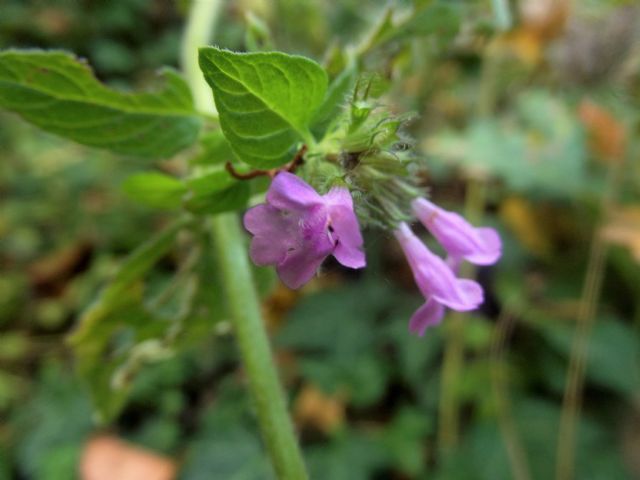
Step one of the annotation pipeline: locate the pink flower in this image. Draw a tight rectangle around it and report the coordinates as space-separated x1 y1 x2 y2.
243 172 365 289
412 198 501 265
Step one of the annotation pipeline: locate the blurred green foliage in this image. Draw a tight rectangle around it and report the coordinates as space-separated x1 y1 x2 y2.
1 0 640 479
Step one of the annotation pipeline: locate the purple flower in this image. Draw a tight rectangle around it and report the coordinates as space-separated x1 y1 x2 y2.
412 198 501 265
394 222 484 336
243 172 365 289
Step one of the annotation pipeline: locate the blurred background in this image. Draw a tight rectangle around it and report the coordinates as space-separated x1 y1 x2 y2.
1 0 639 478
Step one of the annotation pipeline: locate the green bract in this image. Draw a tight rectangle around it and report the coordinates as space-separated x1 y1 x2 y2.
198 47 328 168
0 50 202 158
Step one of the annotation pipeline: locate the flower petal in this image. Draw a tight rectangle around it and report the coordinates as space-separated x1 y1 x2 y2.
463 227 501 265
244 204 298 266
431 278 483 311
243 204 296 237
412 198 502 266
328 203 365 269
276 237 334 289
266 172 323 213
324 186 354 209
408 299 445 336
249 236 287 266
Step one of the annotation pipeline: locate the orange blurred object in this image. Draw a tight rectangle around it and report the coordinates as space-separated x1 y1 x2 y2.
497 0 571 65
601 207 640 263
294 384 345 434
80 435 177 480
579 99 627 162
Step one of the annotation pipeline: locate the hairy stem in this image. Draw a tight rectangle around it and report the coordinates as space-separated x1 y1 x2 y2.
182 2 308 478
210 215 308 479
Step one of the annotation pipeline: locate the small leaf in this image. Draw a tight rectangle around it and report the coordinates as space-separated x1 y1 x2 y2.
198 47 327 167
122 172 187 209
359 3 460 54
244 12 274 52
0 50 202 158
311 63 357 138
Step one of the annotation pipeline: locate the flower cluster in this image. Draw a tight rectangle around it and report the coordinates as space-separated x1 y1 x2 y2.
244 173 501 336
242 81 501 336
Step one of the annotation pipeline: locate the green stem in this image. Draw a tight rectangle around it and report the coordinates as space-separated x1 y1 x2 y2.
182 2 308 479
181 0 222 115
490 305 532 480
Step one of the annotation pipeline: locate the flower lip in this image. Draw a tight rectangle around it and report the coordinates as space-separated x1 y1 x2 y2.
409 299 445 336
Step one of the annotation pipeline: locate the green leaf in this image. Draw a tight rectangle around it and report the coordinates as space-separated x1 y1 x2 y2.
198 47 327 168
0 50 202 158
71 219 187 340
357 3 460 55
69 220 188 421
181 383 274 479
306 431 387 480
438 398 629 480
278 281 394 406
122 172 187 209
382 407 432 476
184 167 250 215
13 364 92 480
185 167 237 197
539 316 640 395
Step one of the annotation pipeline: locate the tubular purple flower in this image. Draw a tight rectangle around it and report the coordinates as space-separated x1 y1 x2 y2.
411 198 502 265
394 222 483 336
243 172 365 289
